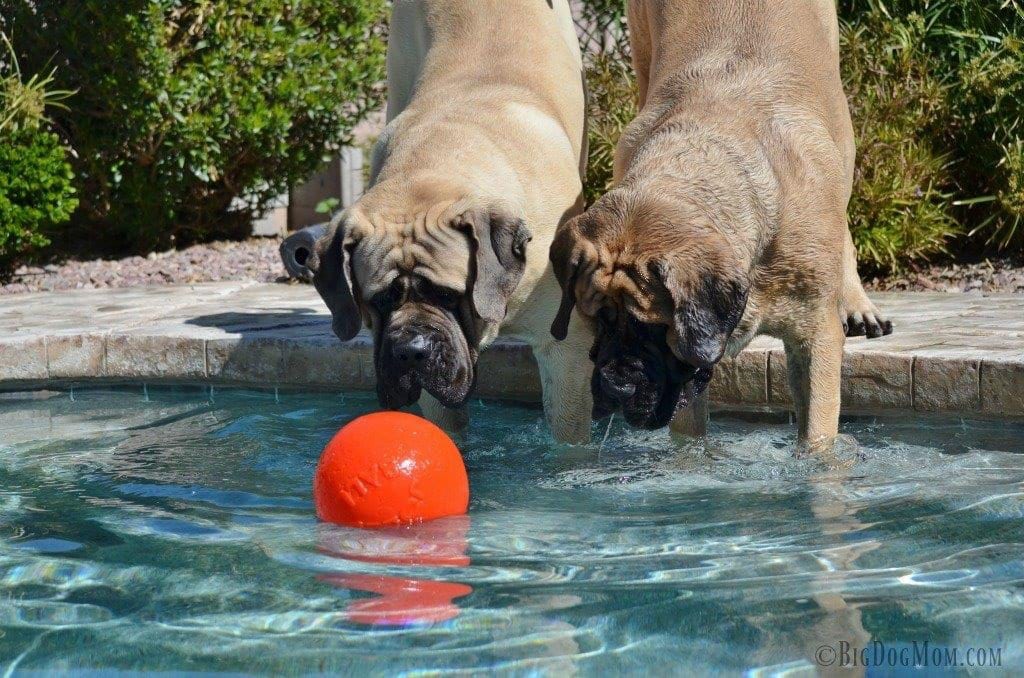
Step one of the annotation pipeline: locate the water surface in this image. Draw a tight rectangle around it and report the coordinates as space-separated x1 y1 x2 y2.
0 387 1022 675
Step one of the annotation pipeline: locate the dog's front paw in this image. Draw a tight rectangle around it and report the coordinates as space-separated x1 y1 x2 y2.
841 286 893 339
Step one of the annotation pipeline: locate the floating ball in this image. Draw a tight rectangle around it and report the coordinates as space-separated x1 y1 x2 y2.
314 412 469 528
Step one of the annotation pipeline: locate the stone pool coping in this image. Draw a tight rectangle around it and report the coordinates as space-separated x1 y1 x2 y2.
1 282 1022 419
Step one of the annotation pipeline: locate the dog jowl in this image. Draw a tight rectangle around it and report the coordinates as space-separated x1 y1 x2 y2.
281 202 531 411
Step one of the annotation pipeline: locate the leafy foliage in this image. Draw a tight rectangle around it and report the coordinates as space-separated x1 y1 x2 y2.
575 0 1024 272
0 33 77 276
840 0 1024 259
0 129 78 274
583 55 637 205
1 0 387 253
840 10 960 271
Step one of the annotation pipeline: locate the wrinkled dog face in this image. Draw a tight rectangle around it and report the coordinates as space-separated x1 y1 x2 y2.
588 307 713 429
370 275 478 410
283 202 530 410
550 198 748 429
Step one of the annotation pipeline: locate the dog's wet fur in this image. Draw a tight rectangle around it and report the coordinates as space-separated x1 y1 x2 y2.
293 194 531 413
279 0 597 443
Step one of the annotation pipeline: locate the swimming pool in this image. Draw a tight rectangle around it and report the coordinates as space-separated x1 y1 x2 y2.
1 386 1021 674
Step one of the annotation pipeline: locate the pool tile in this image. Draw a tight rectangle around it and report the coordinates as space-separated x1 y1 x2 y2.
46 334 107 379
914 356 981 413
207 333 372 389
844 352 913 410
769 350 913 412
2 284 1023 422
711 350 769 405
105 335 207 380
281 336 372 389
980 357 1024 417
207 336 289 385
475 342 543 401
0 337 48 381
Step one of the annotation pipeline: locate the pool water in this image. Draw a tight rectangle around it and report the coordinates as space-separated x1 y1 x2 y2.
1 387 1022 675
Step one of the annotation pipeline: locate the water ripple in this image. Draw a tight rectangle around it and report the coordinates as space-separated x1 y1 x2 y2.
1 387 1022 674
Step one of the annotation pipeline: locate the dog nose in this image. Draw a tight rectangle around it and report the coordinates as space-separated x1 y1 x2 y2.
599 364 637 402
393 334 431 368
601 378 637 402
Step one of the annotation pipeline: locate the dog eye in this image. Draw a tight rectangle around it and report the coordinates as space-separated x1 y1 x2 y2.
426 284 461 308
372 282 403 311
389 280 407 303
437 290 461 309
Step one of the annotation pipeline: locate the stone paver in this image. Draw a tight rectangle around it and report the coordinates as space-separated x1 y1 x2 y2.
914 356 981 413
1 284 1022 419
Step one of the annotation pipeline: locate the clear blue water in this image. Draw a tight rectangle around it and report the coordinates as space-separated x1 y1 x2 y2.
0 386 1022 675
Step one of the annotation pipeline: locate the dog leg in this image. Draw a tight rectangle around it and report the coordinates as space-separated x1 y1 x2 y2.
670 391 709 438
840 228 893 338
534 320 594 445
419 393 470 436
536 348 593 444
785 317 845 453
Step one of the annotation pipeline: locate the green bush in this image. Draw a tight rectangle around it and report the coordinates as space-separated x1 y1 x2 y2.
575 1 634 205
576 0 1024 272
840 11 960 271
1 0 387 254
0 129 78 273
840 0 1024 259
1 33 77 276
583 55 637 205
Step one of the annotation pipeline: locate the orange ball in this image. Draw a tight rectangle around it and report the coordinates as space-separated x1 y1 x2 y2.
314 412 469 528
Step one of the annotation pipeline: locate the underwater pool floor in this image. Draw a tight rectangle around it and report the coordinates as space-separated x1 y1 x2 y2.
1 386 1022 674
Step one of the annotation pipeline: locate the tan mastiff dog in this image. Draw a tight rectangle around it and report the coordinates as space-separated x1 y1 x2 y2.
281 0 594 443
549 0 892 450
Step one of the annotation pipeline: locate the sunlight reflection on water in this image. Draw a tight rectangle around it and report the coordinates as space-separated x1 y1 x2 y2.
0 386 1022 674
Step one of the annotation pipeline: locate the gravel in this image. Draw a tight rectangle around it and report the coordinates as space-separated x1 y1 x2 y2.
3 239 1023 296
2 239 288 296
864 257 1024 294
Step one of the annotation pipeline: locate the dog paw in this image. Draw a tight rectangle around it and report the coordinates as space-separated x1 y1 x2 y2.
841 289 893 339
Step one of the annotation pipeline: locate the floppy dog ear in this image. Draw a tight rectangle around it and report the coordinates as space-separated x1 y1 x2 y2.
549 226 582 341
303 215 362 342
462 210 532 324
657 261 749 368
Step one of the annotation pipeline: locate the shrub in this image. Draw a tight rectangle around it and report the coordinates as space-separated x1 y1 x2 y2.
0 33 77 276
956 18 1024 249
0 129 78 274
1 0 387 254
583 55 638 205
998 140 1024 246
840 0 1024 254
575 1 634 205
840 11 961 272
